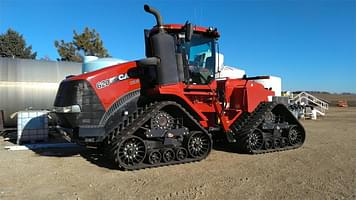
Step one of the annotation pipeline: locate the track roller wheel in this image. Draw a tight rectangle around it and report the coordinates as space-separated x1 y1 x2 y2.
162 148 175 163
264 138 273 150
187 131 211 158
147 150 161 165
288 126 304 146
247 129 264 151
273 138 281 149
175 147 188 161
280 137 288 148
116 136 146 169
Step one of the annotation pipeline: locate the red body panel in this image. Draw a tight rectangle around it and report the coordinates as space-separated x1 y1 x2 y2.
162 24 210 32
151 79 274 131
224 79 275 113
70 61 141 111
150 24 220 37
152 82 215 127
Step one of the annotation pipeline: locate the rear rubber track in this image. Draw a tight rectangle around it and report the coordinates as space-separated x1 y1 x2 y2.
232 102 306 154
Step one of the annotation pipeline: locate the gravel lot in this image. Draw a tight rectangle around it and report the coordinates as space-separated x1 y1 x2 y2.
0 107 355 200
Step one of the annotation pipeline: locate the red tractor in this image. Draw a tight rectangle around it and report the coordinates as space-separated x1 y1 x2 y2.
54 5 305 170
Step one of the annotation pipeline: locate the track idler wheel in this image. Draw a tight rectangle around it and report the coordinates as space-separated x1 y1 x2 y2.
147 150 161 165
187 131 212 158
247 129 264 151
116 136 146 169
175 147 188 161
288 126 304 146
162 148 175 163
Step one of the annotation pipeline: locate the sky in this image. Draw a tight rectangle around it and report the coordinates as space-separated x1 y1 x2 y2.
0 0 355 93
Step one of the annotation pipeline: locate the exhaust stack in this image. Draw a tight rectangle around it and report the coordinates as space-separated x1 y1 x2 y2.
144 4 163 32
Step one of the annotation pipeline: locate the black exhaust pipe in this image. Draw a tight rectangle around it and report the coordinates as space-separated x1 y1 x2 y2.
144 4 163 31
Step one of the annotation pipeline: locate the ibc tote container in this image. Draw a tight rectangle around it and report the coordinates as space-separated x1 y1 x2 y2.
17 110 49 144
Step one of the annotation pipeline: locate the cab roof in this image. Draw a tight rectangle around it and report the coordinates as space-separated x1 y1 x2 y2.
150 24 220 38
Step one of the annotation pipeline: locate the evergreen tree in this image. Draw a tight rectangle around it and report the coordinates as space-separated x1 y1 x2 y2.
0 29 37 59
55 27 110 62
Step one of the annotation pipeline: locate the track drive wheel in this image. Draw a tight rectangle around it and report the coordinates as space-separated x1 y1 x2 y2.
116 135 146 169
186 131 212 158
152 111 175 129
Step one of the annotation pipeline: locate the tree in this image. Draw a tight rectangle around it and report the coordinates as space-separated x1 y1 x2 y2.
55 27 110 62
0 29 37 59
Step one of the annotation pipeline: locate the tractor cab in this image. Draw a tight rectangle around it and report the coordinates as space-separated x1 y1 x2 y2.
173 26 218 85
140 5 220 87
145 24 219 86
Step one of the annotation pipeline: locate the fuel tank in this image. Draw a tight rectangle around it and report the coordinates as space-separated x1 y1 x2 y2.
0 58 82 127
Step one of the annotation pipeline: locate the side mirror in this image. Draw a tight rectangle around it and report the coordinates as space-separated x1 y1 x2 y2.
185 23 193 42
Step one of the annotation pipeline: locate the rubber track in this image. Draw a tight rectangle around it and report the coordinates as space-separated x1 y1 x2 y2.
232 102 305 154
110 101 212 170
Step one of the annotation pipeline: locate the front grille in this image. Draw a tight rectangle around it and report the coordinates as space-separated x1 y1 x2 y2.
54 79 105 128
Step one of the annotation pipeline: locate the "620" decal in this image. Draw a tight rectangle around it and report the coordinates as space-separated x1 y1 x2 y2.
96 73 129 89
96 79 110 89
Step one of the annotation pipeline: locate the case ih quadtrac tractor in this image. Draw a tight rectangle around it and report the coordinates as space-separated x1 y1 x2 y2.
54 5 305 170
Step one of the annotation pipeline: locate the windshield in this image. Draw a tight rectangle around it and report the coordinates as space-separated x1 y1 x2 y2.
181 34 216 84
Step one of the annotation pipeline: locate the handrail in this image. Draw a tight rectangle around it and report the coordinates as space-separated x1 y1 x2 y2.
291 92 329 115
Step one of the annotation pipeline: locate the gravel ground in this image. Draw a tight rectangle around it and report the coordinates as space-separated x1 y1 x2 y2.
0 107 355 200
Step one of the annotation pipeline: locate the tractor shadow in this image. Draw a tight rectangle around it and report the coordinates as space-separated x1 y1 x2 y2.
2 129 118 169
2 129 248 170
211 135 246 154
32 144 119 170
35 141 246 170
34 145 118 170
79 148 119 169
212 141 245 154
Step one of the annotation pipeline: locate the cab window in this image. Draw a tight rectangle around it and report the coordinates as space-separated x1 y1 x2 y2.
183 35 215 84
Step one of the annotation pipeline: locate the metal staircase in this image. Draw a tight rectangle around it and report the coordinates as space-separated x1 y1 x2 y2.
291 92 329 116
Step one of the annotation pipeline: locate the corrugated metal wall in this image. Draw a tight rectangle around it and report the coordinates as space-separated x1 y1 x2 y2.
0 58 82 127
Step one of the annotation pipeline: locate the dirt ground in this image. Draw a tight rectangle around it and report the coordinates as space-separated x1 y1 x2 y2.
0 107 355 200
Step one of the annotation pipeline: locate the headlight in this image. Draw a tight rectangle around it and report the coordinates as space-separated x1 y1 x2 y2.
54 105 81 113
